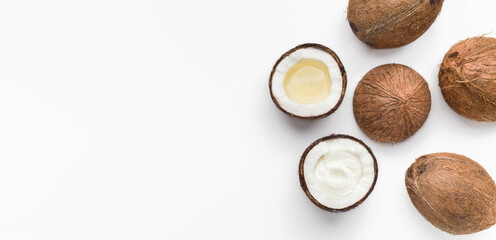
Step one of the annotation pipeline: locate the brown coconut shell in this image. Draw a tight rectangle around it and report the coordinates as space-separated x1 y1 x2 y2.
353 64 431 143
439 36 496 121
405 152 496 235
347 0 444 49
298 134 378 212
269 43 347 120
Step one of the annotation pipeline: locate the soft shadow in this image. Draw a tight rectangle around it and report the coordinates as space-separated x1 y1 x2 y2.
364 45 406 60
458 116 496 129
288 188 356 230
403 193 454 238
437 102 496 136
281 113 330 132
314 205 359 223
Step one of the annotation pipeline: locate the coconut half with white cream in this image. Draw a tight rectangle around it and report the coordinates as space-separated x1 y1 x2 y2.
269 44 347 119
299 134 378 212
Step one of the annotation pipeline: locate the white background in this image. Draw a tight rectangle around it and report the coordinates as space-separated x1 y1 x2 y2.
0 0 495 239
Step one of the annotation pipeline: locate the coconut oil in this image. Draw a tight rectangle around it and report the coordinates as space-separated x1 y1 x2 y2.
283 59 331 105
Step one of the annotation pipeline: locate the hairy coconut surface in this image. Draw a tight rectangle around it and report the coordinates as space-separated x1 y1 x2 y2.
405 153 496 235
439 36 496 121
353 64 431 143
347 0 444 48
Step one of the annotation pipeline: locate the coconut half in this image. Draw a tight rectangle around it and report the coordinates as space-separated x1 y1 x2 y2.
299 134 378 212
269 43 347 119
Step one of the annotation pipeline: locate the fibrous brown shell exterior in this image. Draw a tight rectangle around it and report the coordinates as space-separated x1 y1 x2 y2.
269 43 347 120
347 0 444 49
439 36 496 121
353 64 431 143
298 134 378 212
405 153 496 235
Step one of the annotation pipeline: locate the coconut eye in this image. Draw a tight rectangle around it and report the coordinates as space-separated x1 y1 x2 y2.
349 21 359 33
448 51 459 58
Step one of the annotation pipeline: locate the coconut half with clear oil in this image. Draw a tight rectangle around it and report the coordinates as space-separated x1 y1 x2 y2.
269 43 347 119
299 134 378 212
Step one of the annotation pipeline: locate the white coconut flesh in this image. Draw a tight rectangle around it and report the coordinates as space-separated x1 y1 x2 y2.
303 138 375 209
271 47 343 117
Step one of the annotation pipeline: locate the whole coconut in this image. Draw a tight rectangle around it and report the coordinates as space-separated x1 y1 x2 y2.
347 0 444 48
353 64 431 143
405 153 496 235
439 36 496 121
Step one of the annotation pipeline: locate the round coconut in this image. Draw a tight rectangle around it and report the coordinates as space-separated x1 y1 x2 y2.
299 134 378 212
347 0 444 48
439 36 496 121
269 43 347 120
353 64 431 143
405 152 496 235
